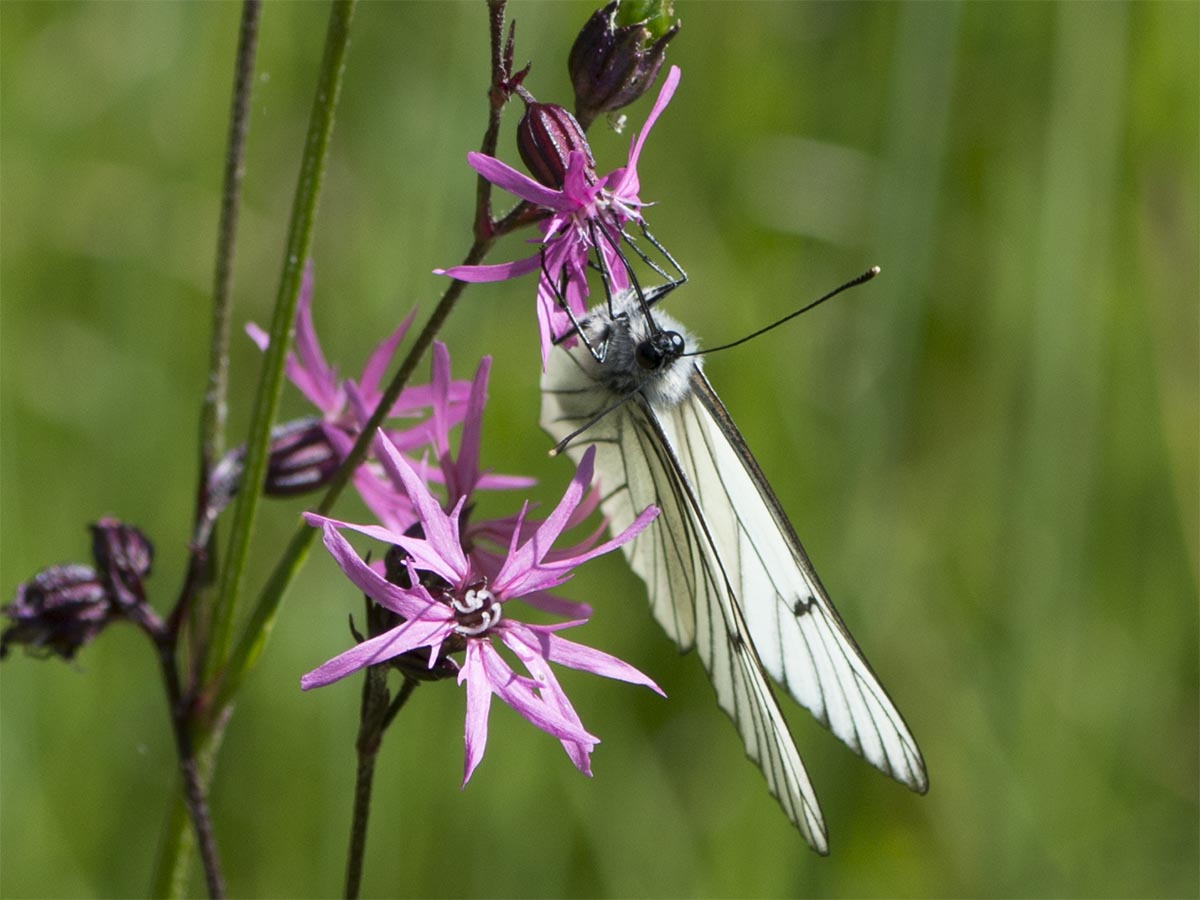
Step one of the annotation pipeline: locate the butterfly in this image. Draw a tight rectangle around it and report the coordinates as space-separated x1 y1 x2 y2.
539 273 927 854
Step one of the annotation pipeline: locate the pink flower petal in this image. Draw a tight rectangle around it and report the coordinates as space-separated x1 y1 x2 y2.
452 355 490 501
467 151 572 210
537 628 665 696
373 431 469 583
430 341 454 459
610 65 680 201
543 504 659 573
561 150 601 208
512 588 592 620
291 262 342 414
501 624 597 774
245 322 270 352
358 309 414 403
437 254 543 283
477 639 597 745
301 613 452 690
492 447 597 595
306 519 442 620
304 511 406 550
461 645 493 785
475 472 538 491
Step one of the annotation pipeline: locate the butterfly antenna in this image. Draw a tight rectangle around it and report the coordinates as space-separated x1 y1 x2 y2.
683 266 881 357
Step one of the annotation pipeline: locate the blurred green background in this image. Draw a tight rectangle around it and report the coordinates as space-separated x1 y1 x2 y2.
2 2 1196 897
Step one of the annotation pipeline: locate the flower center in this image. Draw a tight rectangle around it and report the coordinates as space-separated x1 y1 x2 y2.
448 579 501 637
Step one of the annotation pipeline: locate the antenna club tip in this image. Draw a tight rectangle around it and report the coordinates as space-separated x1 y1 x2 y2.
869 265 881 276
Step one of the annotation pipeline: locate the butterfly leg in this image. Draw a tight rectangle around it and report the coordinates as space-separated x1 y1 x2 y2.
541 247 610 361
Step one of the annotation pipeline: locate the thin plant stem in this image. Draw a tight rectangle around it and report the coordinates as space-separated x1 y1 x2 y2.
156 639 225 898
344 674 419 899
343 751 377 900
151 3 357 893
204 0 358 688
214 0 542 712
200 0 261 492
150 715 229 899
172 0 262 664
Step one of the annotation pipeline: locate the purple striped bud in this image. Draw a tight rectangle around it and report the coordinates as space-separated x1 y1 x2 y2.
568 0 680 129
1 564 112 660
3 520 165 660
265 420 341 497
90 518 153 608
517 100 596 189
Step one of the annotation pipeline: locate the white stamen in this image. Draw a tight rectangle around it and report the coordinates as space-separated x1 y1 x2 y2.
451 586 501 636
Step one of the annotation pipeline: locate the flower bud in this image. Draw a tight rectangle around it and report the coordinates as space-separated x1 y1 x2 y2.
568 0 680 129
517 100 596 190
1 564 112 660
265 420 341 497
206 419 340 515
90 518 153 608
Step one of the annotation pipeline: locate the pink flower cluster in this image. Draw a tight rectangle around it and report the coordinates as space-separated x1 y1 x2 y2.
250 274 662 781
438 65 681 366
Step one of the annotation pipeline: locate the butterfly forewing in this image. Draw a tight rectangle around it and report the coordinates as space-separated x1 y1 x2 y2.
679 371 927 792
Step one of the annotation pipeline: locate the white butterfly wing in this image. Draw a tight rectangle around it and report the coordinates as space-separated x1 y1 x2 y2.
542 325 926 850
676 371 927 793
543 359 829 851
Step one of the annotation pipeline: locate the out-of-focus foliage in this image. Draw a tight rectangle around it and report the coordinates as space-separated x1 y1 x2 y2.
1 2 1195 897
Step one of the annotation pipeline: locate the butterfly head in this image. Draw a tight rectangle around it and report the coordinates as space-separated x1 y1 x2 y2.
635 329 685 372
572 291 697 411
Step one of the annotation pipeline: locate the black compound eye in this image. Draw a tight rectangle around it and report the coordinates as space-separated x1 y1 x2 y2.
635 330 685 371
635 340 663 370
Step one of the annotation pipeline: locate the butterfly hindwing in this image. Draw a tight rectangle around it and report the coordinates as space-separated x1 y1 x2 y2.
543 348 827 849
626 390 829 850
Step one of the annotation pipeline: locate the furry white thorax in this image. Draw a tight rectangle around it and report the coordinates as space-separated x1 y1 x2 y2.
573 288 702 412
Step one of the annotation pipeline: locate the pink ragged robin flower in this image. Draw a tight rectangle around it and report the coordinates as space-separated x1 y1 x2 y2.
336 341 535 543
437 66 682 366
302 436 662 783
246 261 470 452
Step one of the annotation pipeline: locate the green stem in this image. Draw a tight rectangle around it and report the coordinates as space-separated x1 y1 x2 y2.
200 0 261 483
203 0 358 687
158 640 225 898
343 750 378 900
150 712 231 898
173 0 263 670
345 675 419 900
214 0 532 709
